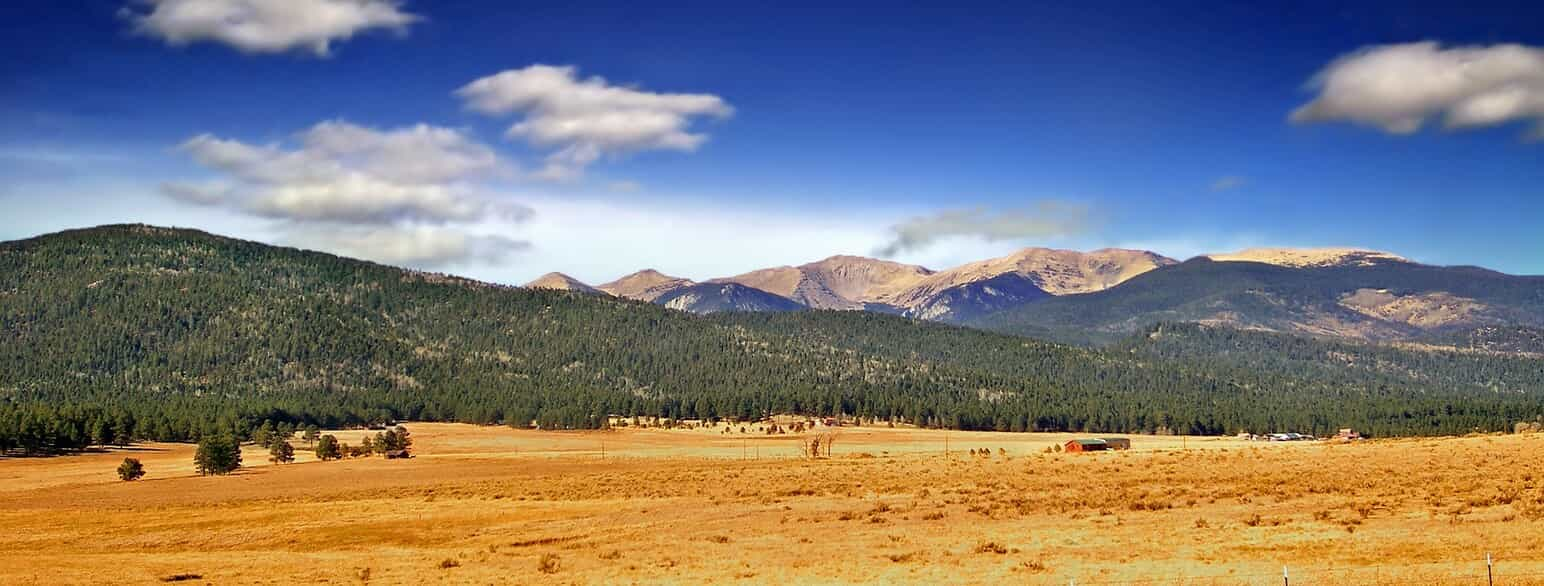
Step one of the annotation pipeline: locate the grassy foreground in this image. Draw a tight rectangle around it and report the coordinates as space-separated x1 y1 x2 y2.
2 423 1542 585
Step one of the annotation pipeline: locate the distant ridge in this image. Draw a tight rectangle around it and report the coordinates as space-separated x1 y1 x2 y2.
523 272 600 293
1204 247 1408 268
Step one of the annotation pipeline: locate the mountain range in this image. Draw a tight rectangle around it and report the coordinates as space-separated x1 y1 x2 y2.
528 246 1544 345
528 248 1177 319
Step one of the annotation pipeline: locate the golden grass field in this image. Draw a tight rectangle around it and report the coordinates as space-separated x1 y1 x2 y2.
2 422 1543 585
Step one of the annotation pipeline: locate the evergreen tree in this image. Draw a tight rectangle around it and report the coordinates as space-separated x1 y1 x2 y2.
269 439 295 464
194 436 241 476
117 457 145 481
302 425 320 446
314 434 341 461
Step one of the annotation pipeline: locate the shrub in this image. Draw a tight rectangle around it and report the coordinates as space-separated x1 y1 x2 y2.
974 541 1009 554
537 553 561 574
1020 559 1050 573
117 457 145 481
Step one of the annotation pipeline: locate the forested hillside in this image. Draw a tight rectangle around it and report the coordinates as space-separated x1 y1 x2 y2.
2 225 1541 454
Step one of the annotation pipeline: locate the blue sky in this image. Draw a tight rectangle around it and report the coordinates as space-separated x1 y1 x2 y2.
3 0 1542 283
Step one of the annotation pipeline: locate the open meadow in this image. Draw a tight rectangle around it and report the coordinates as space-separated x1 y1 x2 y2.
3 422 1543 585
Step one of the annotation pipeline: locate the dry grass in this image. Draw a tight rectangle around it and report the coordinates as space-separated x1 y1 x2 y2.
2 423 1542 584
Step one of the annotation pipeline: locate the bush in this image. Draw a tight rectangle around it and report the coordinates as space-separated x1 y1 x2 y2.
537 553 561 574
117 457 145 481
194 436 241 476
974 541 1009 554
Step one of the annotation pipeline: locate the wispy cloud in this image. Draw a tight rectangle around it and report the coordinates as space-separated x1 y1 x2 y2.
284 225 529 268
457 64 732 180
873 202 1093 257
121 0 419 56
1210 176 1246 191
1291 42 1544 140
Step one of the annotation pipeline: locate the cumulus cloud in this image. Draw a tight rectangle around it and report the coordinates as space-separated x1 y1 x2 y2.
284 225 528 268
167 120 531 267
1210 176 1246 191
456 65 732 179
122 0 419 56
1291 42 1544 139
873 202 1093 257
172 121 517 224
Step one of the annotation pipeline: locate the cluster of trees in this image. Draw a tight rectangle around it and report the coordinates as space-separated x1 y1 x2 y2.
2 225 1542 454
113 424 411 481
312 425 411 460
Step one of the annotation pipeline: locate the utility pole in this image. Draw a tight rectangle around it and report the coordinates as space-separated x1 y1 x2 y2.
1283 565 1289 586
1488 552 1494 586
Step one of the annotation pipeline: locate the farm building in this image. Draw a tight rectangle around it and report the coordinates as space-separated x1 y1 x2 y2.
1100 437 1132 450
1064 439 1108 453
384 449 411 459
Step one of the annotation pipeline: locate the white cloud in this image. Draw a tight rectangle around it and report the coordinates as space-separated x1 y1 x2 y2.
1291 42 1544 139
122 0 419 56
173 121 517 224
456 65 732 179
167 120 532 268
284 225 528 268
873 202 1094 257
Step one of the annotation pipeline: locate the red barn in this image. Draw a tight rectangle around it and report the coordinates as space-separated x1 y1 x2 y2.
1064 439 1109 453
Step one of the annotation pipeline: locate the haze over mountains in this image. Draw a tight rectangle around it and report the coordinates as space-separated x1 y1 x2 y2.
526 245 1544 345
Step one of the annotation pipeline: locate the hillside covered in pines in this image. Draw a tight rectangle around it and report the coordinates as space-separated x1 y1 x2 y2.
2 225 1542 454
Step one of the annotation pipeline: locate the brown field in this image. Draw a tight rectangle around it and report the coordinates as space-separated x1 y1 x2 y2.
2 423 1543 585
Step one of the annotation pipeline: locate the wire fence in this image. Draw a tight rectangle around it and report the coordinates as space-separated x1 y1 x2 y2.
1048 555 1544 585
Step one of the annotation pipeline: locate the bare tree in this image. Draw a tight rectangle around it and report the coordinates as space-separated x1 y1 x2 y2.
800 431 838 459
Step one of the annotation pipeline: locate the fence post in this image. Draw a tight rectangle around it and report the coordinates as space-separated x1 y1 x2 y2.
1488 552 1494 586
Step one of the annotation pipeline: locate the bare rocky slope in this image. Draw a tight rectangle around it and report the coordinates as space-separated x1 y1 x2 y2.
711 255 935 310
522 272 601 294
